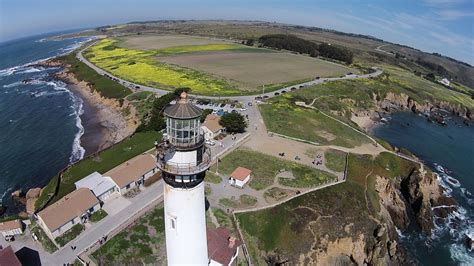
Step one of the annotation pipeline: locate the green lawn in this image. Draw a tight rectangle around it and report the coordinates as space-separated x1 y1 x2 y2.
92 206 166 265
36 131 161 210
55 224 85 247
90 209 108 223
259 96 372 148
210 148 336 190
324 149 347 172
205 171 222 184
58 53 131 99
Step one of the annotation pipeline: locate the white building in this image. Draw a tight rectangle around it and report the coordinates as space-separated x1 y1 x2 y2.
105 154 157 195
37 188 100 239
75 171 117 202
201 114 224 140
0 219 23 237
439 78 450 86
228 167 252 188
157 92 210 265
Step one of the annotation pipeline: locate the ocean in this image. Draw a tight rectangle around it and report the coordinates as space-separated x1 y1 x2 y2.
0 31 93 214
373 112 474 265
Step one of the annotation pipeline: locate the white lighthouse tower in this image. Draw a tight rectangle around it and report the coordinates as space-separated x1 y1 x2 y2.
156 92 210 265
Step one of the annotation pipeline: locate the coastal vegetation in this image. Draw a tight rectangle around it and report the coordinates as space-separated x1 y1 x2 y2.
35 131 161 210
219 194 258 209
92 206 166 265
324 149 347 172
209 148 336 190
259 94 372 148
236 180 376 264
58 53 131 99
219 112 247 133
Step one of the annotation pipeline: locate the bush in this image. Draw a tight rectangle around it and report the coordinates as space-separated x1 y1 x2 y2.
219 112 247 133
55 224 85 247
90 209 108 223
144 172 161 187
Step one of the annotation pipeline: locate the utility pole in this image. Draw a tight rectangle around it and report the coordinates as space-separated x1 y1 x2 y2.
262 84 265 96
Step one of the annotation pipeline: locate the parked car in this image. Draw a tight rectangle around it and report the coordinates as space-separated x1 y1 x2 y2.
220 103 226 107
135 86 140 89
205 140 215 146
291 87 297 91
315 76 320 80
248 102 253 106
32 233 38 241
230 104 235 108
240 107 247 111
5 235 14 242
231 110 238 113
274 92 280 96
255 96 262 100
263 95 269 99
281 90 286 93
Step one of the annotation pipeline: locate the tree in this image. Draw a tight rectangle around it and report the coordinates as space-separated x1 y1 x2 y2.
219 112 247 133
200 109 213 123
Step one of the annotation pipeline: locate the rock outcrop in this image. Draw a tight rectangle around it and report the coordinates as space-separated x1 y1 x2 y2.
375 176 410 230
26 187 42 215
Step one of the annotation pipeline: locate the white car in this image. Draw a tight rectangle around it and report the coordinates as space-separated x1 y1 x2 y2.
205 140 215 146
240 107 247 111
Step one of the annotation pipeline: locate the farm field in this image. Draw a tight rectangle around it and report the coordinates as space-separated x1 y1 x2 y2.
117 34 232 50
159 51 353 88
85 35 357 96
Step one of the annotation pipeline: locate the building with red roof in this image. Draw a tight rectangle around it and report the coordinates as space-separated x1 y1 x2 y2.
207 227 242 265
0 245 21 266
228 167 252 188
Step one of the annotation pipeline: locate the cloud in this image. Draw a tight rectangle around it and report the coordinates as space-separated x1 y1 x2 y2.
422 0 467 6
435 10 474 20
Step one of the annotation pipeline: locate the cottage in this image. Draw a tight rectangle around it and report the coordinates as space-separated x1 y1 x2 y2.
37 188 100 239
75 171 117 202
439 78 450 86
105 154 157 195
228 167 252 188
207 227 241 266
0 246 21 266
0 219 23 237
201 114 224 140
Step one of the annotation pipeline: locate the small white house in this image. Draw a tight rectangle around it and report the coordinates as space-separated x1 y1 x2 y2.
228 167 252 188
439 78 450 86
201 114 224 140
75 171 117 202
37 188 100 239
0 219 23 237
105 154 158 195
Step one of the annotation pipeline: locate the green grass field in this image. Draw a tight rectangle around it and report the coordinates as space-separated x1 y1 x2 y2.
58 53 131 99
210 148 336 190
92 206 166 265
36 131 161 210
259 95 372 148
324 149 347 172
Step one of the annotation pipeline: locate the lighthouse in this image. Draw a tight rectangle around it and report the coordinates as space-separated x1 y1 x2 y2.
156 92 211 265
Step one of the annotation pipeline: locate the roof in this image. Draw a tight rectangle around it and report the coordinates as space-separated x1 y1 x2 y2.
202 114 223 133
207 227 241 265
230 167 252 181
105 154 156 188
37 188 99 232
0 219 22 232
75 171 116 197
0 246 21 266
164 92 202 119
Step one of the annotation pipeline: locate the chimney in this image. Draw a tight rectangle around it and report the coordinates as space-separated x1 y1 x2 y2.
228 236 236 249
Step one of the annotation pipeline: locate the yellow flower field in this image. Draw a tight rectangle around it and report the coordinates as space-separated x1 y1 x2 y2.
84 39 243 96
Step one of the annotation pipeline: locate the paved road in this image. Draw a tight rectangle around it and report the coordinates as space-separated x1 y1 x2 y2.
76 41 383 102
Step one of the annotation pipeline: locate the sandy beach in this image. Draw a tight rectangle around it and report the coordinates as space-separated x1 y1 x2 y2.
52 68 138 155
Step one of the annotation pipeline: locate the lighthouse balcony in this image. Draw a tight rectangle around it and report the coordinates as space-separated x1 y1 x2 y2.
157 147 211 175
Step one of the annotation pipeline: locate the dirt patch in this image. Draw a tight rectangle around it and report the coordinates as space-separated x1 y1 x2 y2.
159 51 353 88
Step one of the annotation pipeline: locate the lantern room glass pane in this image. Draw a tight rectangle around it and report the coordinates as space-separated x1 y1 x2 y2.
168 117 201 146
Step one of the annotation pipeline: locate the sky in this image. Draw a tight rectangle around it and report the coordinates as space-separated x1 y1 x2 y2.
1 0 473 64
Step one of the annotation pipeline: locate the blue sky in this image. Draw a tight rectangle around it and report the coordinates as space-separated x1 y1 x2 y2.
1 0 473 64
